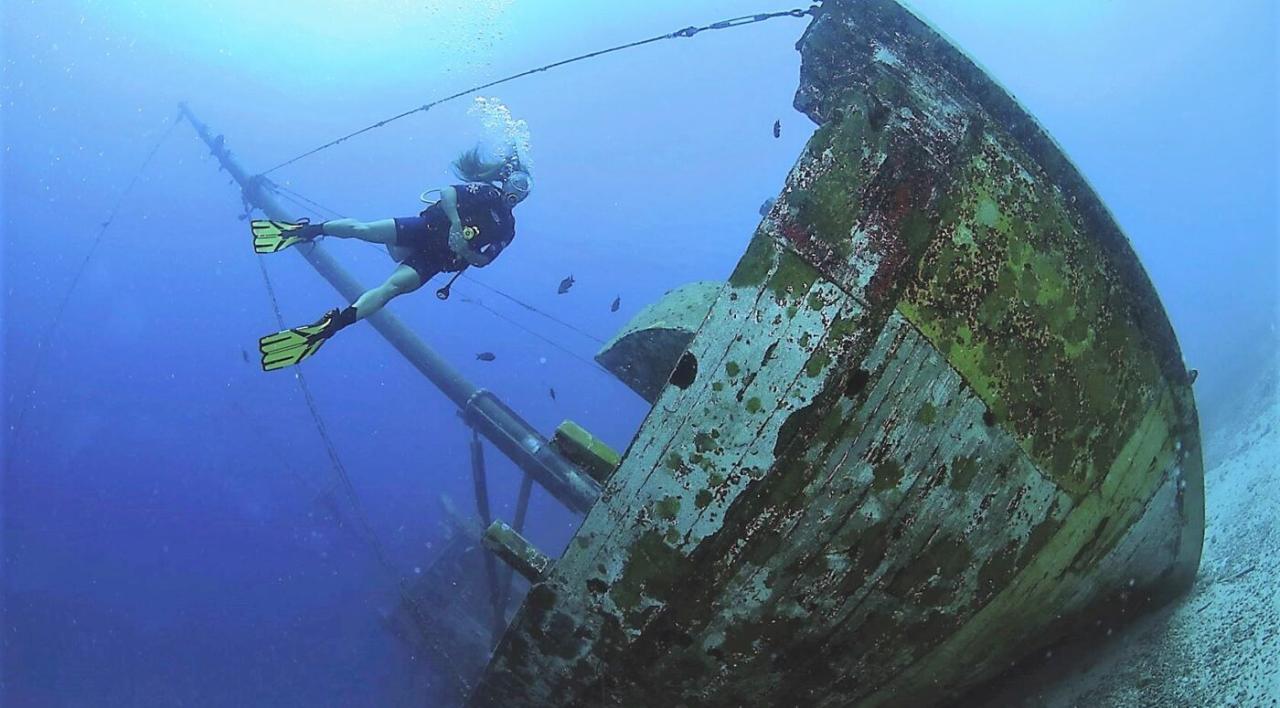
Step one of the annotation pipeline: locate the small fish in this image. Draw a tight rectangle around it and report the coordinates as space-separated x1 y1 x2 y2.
773 119 781 138
476 352 496 362
549 387 557 400
610 295 621 312
759 197 776 217
558 275 575 294
241 348 250 364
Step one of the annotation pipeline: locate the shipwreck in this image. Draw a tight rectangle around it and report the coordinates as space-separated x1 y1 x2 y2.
184 0 1204 705
469 1 1205 705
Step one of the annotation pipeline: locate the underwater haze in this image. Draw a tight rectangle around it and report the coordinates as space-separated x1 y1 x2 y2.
2 0 1276 706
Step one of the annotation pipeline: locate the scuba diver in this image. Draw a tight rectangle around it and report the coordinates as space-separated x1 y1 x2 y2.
250 147 532 372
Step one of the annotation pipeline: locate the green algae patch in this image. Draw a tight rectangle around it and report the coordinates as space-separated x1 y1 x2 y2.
899 136 1166 496
720 615 807 662
901 208 935 261
975 542 1021 605
872 460 905 491
655 495 681 521
610 530 684 616
975 197 1001 228
916 401 937 425
725 361 741 377
949 455 980 492
805 350 832 378
766 250 821 299
729 231 777 288
886 535 972 599
787 102 882 259
694 431 716 453
745 397 764 414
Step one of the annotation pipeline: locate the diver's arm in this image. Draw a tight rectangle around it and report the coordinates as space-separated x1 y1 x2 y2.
441 185 476 260
442 184 499 266
455 243 495 267
439 186 461 227
445 224 495 266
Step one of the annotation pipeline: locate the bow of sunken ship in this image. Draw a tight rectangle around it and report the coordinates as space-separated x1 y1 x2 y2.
461 1 1205 705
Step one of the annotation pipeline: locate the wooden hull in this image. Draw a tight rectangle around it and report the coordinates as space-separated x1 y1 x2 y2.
468 1 1204 705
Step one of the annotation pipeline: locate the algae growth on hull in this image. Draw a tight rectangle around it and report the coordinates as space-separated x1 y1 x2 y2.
467 1 1203 706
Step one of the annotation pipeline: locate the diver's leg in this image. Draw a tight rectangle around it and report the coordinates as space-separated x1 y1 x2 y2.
265 263 426 370
387 244 415 263
319 218 398 245
349 263 426 320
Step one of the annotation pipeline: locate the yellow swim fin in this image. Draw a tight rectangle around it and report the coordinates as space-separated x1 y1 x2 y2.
258 309 338 371
251 218 323 254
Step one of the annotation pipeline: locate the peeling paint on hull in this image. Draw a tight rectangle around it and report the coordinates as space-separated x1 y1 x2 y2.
467 1 1204 705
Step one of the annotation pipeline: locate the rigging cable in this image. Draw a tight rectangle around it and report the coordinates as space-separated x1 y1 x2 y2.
272 190 329 222
272 182 349 221
7 115 182 453
460 273 605 345
458 295 615 378
250 177 464 664
254 255 459 668
261 6 818 175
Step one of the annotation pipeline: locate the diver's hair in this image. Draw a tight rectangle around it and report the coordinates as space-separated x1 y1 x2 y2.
451 145 522 184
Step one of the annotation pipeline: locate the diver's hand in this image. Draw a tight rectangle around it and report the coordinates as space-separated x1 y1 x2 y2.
448 223 468 257
448 223 493 266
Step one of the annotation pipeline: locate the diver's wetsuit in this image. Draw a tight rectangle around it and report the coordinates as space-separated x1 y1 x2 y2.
392 182 516 280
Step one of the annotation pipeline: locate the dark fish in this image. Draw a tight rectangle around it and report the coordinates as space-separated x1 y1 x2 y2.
772 119 781 138
476 352 496 362
558 275 575 294
549 387 557 400
759 197 776 217
241 348 250 364
610 295 621 312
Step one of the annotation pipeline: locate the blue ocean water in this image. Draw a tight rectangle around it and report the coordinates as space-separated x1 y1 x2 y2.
2 1 1275 706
